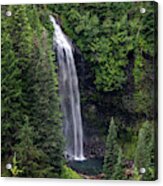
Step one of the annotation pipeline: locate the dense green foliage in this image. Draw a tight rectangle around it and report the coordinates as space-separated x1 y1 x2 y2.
103 119 155 180
61 165 82 179
47 2 157 142
1 5 64 177
1 1 157 180
112 148 125 180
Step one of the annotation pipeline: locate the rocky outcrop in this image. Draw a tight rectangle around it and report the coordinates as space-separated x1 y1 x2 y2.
84 136 105 158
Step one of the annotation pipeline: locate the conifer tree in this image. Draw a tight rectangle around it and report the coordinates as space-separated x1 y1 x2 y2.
1 5 24 161
112 147 126 180
2 5 64 177
103 117 119 179
15 116 45 177
28 29 64 177
134 120 154 180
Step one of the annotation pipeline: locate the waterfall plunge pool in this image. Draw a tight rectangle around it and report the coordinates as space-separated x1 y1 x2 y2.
68 158 104 176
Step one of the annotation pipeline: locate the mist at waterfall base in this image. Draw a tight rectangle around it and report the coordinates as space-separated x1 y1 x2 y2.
50 15 86 161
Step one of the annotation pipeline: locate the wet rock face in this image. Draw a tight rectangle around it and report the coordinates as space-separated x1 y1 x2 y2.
84 135 105 158
73 45 96 94
72 44 106 159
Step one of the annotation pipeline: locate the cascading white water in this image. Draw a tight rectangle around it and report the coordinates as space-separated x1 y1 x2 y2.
50 16 85 161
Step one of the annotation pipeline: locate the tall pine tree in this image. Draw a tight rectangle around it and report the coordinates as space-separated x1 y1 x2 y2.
103 117 119 179
27 27 64 177
1 22 19 159
134 120 155 180
1 5 64 177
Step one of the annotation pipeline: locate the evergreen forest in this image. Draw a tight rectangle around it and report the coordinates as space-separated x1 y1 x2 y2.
1 1 158 180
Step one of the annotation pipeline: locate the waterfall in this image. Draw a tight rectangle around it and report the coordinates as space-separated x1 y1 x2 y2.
50 16 85 161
